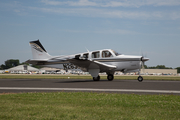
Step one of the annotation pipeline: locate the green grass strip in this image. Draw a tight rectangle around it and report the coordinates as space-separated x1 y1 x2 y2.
0 92 180 120
0 74 180 81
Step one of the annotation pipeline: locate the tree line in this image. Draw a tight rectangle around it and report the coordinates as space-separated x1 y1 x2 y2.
144 65 180 73
0 59 180 73
144 65 172 69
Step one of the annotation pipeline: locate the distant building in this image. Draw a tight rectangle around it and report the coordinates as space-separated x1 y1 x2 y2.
40 67 61 74
8 65 40 74
140 69 177 75
0 70 4 73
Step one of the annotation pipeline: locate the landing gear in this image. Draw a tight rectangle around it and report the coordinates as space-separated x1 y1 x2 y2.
107 74 114 81
93 75 100 81
137 76 143 82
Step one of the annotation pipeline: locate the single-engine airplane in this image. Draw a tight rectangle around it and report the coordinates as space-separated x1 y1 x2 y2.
26 40 149 82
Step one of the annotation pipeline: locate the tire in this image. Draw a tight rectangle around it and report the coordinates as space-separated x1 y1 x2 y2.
107 74 114 81
93 75 100 81
137 76 143 82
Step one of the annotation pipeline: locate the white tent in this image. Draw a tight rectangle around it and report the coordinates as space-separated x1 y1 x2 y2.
8 65 39 73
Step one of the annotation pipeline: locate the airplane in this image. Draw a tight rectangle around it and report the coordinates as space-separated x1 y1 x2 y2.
26 40 149 82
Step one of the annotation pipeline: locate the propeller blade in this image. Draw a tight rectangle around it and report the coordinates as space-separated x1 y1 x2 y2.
140 57 149 75
142 57 149 62
142 61 145 74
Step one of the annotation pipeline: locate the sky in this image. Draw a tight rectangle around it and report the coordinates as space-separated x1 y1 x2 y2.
0 0 180 68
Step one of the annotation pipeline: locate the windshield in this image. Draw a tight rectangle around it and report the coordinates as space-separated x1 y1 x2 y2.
111 50 121 56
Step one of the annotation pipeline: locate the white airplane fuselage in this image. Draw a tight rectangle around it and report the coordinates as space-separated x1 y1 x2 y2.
33 50 142 72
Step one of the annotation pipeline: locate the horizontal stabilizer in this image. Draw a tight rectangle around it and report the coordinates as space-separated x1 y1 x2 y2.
26 59 48 65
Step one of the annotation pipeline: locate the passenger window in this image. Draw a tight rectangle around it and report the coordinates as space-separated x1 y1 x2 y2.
75 54 81 59
102 51 113 58
92 51 100 58
83 53 89 59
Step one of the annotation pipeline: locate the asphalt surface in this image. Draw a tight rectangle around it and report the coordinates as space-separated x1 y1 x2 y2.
0 79 180 95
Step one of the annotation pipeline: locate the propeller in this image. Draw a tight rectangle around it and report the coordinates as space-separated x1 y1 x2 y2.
140 57 149 75
139 49 149 74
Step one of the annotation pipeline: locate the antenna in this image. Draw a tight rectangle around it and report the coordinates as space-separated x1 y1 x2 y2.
85 47 90 52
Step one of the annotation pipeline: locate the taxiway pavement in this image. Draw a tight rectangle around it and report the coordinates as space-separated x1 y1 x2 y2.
0 79 180 95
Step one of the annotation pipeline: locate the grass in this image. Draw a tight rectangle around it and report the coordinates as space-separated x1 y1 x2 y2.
0 92 180 120
0 75 180 119
0 74 180 81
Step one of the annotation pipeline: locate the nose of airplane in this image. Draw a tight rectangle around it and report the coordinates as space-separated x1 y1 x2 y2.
141 57 149 62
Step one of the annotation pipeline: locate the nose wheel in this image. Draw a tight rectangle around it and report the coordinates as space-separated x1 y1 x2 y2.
107 74 114 81
137 76 143 82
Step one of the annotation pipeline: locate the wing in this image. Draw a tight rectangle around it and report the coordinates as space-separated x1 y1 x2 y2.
68 59 116 72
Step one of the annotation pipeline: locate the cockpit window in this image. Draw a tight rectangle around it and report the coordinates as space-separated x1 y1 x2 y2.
111 50 121 56
102 51 113 58
92 51 100 58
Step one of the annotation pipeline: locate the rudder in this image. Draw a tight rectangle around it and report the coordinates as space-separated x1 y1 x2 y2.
29 40 51 59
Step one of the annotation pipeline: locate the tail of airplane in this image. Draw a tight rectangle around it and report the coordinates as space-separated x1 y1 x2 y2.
29 40 51 59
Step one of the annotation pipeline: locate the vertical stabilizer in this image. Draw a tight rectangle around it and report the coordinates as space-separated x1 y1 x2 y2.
29 40 51 59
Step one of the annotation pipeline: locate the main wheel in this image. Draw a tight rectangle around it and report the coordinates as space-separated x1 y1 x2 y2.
107 74 114 81
93 75 100 81
137 76 143 82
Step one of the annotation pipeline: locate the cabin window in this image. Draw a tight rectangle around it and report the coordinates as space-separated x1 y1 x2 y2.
102 50 113 58
92 51 100 58
83 53 89 59
75 55 81 59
